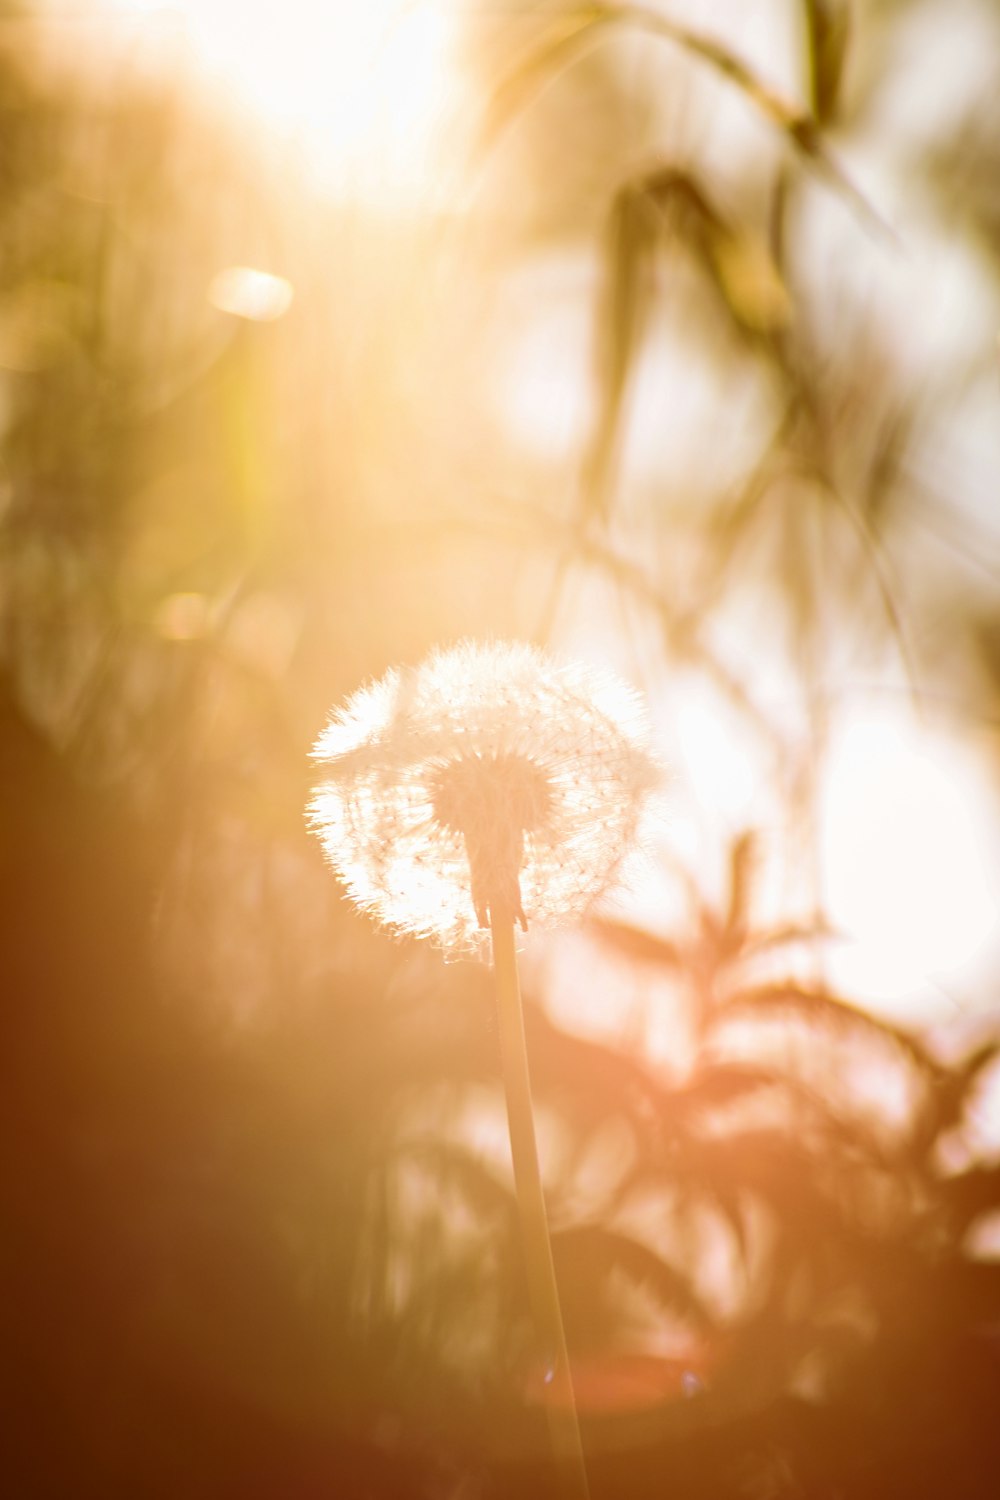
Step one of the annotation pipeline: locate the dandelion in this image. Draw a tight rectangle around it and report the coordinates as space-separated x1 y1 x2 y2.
308 639 659 1499
308 639 656 954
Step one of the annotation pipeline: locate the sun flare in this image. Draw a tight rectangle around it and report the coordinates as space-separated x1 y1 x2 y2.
108 0 459 195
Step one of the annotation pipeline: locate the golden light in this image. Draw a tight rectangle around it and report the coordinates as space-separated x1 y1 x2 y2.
820 706 1000 1015
154 591 211 640
208 267 293 322
109 0 459 196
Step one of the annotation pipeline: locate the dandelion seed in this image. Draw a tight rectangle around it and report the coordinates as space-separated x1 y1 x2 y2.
307 638 659 1500
308 639 657 953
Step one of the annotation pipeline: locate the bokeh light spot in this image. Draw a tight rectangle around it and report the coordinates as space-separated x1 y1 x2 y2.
208 267 293 323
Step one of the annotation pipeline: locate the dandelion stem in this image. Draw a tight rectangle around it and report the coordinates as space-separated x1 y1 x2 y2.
490 912 590 1500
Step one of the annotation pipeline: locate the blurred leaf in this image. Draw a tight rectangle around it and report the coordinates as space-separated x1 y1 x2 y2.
804 0 852 123
643 167 791 346
588 916 685 970
717 983 935 1070
663 1132 839 1247
476 2 810 153
471 8 611 161
740 918 839 960
723 830 757 950
474 5 889 250
710 230 792 333
671 1062 789 1116
553 1223 711 1331
582 176 660 521
525 1002 670 1134
603 3 889 238
786 115 895 243
603 2 805 128
396 1140 516 1225
911 1040 1000 1161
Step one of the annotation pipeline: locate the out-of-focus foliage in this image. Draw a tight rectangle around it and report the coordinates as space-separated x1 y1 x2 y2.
2 2 1000 1497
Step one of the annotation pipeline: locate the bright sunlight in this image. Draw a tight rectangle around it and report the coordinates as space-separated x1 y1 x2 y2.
821 707 1000 1016
109 0 459 196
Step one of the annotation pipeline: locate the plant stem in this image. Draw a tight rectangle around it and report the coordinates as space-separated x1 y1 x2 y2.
490 912 591 1500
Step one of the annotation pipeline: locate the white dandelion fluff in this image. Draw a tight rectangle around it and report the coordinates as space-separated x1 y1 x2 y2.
308 637 659 1493
308 639 658 953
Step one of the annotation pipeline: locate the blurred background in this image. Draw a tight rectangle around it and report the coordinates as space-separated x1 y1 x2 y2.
3 1 1000 1495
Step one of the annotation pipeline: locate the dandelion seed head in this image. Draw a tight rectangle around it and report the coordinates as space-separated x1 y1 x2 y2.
308 640 658 953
